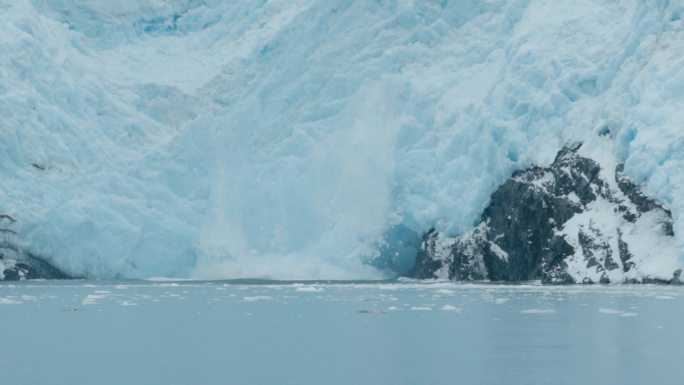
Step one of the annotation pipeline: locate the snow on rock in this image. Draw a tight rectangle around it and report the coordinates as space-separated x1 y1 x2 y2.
410 143 680 284
0 1 683 279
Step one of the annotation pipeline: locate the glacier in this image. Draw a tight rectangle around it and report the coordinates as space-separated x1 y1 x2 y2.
1 0 684 279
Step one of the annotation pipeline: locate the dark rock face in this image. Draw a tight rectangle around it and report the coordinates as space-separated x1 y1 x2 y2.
408 144 681 284
0 215 71 281
1 253 72 281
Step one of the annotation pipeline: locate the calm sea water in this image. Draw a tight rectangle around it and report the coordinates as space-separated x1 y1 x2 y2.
0 280 681 385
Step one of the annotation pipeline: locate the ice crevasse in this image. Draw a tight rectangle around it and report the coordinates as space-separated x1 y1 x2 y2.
0 0 683 279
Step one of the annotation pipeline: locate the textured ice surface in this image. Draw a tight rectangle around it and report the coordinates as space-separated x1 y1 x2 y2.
1 1 684 278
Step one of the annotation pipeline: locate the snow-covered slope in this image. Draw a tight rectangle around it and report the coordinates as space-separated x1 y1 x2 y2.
1 0 683 279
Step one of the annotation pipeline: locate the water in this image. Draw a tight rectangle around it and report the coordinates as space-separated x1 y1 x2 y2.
0 280 682 385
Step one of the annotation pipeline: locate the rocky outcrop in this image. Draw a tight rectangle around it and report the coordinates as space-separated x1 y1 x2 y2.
408 144 682 284
0 215 71 281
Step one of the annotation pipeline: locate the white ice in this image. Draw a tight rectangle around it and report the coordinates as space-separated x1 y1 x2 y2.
0 1 683 279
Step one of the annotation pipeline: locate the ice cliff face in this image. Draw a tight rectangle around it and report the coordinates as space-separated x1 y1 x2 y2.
1 0 683 279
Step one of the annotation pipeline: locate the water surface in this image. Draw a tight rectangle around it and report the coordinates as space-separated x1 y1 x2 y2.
0 280 681 385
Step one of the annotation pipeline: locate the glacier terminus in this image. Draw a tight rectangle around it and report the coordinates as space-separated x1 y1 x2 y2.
1 0 684 282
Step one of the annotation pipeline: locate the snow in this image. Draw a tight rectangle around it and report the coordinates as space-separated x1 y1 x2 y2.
0 1 683 279
557 149 680 282
488 241 509 262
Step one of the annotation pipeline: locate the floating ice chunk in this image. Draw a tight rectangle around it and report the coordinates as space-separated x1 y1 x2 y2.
441 305 462 312
599 308 638 317
410 306 433 311
598 308 625 315
434 289 455 295
242 296 273 302
520 309 556 314
295 286 324 292
82 294 107 305
0 297 21 305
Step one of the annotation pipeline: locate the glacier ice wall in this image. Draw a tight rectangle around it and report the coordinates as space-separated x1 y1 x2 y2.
0 0 683 279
